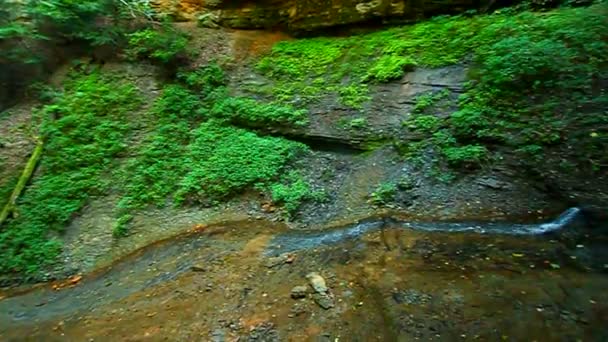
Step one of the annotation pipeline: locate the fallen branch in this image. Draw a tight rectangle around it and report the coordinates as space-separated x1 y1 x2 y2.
0 137 44 227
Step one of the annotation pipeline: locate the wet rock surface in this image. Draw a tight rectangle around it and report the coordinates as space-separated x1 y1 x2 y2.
1 217 607 341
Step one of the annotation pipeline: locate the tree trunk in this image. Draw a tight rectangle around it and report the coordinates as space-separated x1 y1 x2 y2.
0 137 44 227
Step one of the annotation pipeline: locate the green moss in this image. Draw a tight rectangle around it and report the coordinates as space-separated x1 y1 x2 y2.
258 4 608 175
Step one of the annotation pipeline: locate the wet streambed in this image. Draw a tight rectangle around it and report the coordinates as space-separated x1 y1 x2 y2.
1 209 607 340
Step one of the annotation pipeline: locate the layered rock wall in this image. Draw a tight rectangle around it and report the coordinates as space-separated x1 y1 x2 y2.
153 0 486 31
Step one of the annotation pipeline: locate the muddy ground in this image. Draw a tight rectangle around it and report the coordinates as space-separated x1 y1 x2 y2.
2 219 607 341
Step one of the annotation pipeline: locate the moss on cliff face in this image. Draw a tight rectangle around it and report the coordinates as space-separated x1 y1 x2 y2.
256 2 608 172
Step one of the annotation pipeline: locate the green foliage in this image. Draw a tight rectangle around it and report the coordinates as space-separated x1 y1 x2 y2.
442 145 489 167
126 26 190 64
211 97 309 127
258 3 608 174
365 55 417 82
270 171 325 218
0 176 18 208
405 115 441 133
413 90 450 113
114 84 196 234
116 64 310 235
255 13 493 107
449 3 608 170
348 117 368 129
113 214 133 237
338 84 371 109
0 1 40 64
26 0 129 46
256 38 345 79
178 63 226 96
176 121 307 204
0 71 142 274
369 182 397 206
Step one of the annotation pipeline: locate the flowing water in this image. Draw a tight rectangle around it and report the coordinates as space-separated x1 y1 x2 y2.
1 208 607 341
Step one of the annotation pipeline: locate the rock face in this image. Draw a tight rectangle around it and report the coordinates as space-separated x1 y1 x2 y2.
153 0 489 31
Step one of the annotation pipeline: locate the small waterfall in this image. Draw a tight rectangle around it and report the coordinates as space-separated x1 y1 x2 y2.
266 208 583 255
537 207 582 233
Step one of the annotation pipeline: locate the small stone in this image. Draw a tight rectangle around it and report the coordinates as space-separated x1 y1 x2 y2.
312 293 335 310
306 272 329 293
291 302 307 316
265 253 293 268
291 285 308 299
191 265 207 272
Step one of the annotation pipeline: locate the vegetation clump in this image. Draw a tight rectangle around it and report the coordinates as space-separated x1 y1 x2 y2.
258 3 607 174
369 182 398 206
270 171 327 218
0 71 142 274
126 26 190 65
115 64 311 236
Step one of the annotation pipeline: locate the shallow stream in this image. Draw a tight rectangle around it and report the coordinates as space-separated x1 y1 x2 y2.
1 208 607 340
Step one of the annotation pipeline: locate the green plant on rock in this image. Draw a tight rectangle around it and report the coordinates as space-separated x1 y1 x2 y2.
365 55 417 82
211 97 309 127
113 213 134 237
413 89 451 114
338 83 371 109
175 121 309 205
270 171 326 218
405 115 442 133
369 182 398 206
442 144 489 167
349 117 368 129
126 26 190 64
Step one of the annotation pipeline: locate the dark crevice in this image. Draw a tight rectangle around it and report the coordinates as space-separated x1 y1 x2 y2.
268 131 367 155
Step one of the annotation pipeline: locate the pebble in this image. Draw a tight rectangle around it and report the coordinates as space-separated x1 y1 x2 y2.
291 285 309 299
306 272 329 293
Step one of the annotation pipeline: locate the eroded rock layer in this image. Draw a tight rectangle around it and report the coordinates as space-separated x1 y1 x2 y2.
153 0 488 31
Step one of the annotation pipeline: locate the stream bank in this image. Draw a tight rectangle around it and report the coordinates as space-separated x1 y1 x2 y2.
1 209 607 340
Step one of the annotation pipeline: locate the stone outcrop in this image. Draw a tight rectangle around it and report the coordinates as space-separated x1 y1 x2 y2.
153 0 488 31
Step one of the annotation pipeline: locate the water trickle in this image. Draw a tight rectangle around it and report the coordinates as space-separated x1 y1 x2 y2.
266 208 582 255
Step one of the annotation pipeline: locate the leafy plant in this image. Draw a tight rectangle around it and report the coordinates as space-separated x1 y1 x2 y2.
369 182 398 206
270 171 325 218
365 55 417 82
338 83 371 109
349 118 368 129
126 26 190 64
175 121 308 204
405 115 442 133
442 144 489 167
